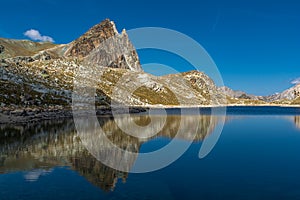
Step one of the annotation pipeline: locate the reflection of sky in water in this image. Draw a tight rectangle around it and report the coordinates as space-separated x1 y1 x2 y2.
1 108 300 199
0 115 299 199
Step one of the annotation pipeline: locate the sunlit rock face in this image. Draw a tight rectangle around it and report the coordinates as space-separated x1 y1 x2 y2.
65 19 119 58
0 113 222 191
65 19 142 72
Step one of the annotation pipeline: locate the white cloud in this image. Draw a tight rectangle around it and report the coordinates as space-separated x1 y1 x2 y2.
24 29 54 42
291 77 300 85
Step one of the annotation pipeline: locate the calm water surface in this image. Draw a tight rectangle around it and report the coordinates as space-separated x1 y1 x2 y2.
1 106 300 199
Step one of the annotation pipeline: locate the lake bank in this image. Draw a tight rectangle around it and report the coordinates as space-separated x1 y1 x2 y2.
0 106 147 124
1 104 300 124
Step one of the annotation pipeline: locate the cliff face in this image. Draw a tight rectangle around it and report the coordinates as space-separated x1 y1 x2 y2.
64 19 142 71
65 19 118 58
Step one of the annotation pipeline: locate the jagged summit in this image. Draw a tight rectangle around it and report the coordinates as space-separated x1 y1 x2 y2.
0 19 142 71
65 19 119 58
78 19 142 71
63 18 142 71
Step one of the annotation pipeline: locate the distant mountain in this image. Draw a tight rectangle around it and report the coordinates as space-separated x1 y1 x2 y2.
265 84 300 102
219 86 264 100
220 84 300 105
0 38 56 59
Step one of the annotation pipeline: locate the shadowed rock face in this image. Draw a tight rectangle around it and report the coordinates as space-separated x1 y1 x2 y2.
0 113 221 191
65 19 118 58
0 44 4 54
65 19 142 72
82 27 142 72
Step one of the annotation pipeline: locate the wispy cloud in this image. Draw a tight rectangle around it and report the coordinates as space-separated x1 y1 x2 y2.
24 29 54 42
291 77 300 85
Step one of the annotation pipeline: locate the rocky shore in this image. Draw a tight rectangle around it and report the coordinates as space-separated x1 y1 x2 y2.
0 106 147 124
2 103 300 124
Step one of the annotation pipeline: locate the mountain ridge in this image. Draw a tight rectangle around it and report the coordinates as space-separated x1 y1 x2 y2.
0 19 299 122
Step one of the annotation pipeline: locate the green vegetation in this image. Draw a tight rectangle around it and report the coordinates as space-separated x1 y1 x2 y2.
133 86 179 105
291 97 300 105
226 96 267 105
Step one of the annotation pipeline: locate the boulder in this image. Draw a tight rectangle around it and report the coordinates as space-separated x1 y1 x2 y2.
0 44 4 54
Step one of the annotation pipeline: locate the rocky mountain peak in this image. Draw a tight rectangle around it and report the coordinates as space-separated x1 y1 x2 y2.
121 29 127 36
64 19 119 58
63 19 142 71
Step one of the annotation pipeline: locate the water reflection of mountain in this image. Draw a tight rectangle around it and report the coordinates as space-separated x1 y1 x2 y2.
294 116 300 129
0 114 221 191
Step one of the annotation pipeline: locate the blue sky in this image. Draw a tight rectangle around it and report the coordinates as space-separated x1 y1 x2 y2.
1 0 300 95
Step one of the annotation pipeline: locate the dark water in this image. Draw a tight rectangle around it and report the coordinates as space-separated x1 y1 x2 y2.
1 106 300 199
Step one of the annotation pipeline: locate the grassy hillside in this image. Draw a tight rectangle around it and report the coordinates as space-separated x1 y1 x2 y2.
0 38 56 59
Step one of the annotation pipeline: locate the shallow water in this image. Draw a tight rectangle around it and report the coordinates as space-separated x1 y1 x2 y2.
1 106 300 199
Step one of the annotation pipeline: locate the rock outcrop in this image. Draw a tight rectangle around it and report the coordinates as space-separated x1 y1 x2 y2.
0 44 4 54
65 19 118 58
65 19 142 71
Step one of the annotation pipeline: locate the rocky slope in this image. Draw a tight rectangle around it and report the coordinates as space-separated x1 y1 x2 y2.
221 84 300 105
0 38 56 59
219 86 263 100
0 18 299 116
265 84 300 103
0 18 227 117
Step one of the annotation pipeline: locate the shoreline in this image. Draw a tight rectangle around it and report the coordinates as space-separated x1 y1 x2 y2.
0 104 300 125
0 107 147 125
134 104 300 108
